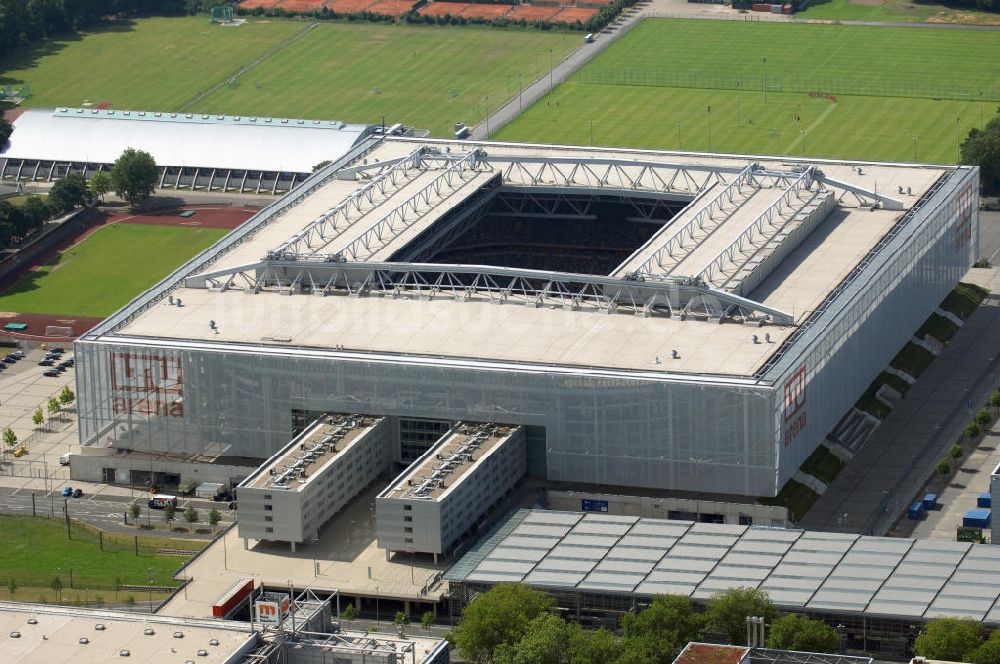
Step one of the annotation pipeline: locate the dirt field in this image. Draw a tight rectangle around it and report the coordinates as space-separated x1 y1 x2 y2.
509 4 563 19
0 205 257 342
554 6 599 21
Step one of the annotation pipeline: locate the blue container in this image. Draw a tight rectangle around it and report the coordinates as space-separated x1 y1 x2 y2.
908 502 923 519
963 508 991 528
922 493 938 510
978 493 992 509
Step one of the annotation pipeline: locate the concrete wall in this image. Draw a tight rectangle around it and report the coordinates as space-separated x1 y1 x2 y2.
69 451 253 488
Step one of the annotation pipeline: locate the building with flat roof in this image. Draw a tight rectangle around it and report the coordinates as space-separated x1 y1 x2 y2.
237 414 393 549
73 137 980 498
377 422 525 559
0 107 375 194
673 643 873 664
446 509 1000 659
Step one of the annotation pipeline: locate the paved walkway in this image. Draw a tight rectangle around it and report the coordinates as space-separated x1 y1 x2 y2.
471 5 649 140
801 267 1000 535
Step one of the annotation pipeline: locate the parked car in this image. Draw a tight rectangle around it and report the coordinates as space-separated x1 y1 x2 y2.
43 370 61 377
72 488 83 498
9 351 24 359
38 359 55 366
3 356 18 364
61 486 72 497
49 347 66 354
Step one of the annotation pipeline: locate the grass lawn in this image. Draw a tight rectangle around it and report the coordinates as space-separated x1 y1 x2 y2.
0 17 303 111
940 282 989 319
800 445 844 485
0 223 228 318
495 19 1000 163
795 0 1000 24
0 515 201 592
189 23 580 136
916 312 960 342
1 16 580 137
890 341 936 378
760 479 818 522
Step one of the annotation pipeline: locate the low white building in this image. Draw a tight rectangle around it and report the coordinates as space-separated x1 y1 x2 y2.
376 422 525 561
237 414 393 550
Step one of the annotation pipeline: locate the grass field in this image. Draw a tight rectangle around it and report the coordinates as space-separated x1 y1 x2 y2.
795 0 1000 24
495 19 1000 163
0 223 227 318
0 17 580 137
0 515 201 594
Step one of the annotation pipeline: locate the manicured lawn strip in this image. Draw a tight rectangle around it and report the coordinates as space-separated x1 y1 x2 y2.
760 479 818 522
916 312 960 342
0 515 201 591
0 223 228 318
940 282 989 319
800 445 844 485
890 342 936 378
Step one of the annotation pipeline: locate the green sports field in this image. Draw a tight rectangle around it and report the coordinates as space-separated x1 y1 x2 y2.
794 0 1000 24
0 17 580 137
0 223 227 318
495 19 1000 163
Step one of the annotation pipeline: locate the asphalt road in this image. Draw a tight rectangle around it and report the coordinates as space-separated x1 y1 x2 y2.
0 487 235 539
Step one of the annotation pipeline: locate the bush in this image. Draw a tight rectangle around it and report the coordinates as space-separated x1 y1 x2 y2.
937 458 951 475
950 443 963 459
975 408 992 425
966 421 982 438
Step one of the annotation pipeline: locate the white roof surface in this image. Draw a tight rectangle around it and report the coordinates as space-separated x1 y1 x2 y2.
2 108 371 172
447 510 1000 623
0 602 255 664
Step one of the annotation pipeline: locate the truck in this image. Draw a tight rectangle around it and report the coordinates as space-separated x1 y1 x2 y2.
148 494 178 510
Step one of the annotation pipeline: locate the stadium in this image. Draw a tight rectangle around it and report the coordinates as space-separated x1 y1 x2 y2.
70 135 979 499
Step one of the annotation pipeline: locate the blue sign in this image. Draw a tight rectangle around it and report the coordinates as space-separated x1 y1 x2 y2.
581 499 609 513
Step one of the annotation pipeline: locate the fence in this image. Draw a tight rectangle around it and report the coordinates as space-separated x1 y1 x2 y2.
579 67 1000 102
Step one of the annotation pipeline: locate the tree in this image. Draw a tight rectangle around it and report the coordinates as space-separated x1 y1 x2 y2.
110 148 158 206
59 385 75 407
49 173 89 213
88 171 112 202
914 618 983 662
989 390 1000 413
967 421 982 438
0 117 11 147
976 408 992 425
767 614 841 654
950 443 964 459
163 502 175 527
20 196 51 229
493 613 578 664
421 610 435 632
32 407 44 429
938 458 952 474
620 594 704 662
50 576 63 598
3 427 18 457
8 578 16 598
129 502 141 524
341 603 359 629
312 160 331 172
449 583 555 663
184 505 199 529
705 587 776 646
47 396 61 420
208 508 221 531
393 610 409 635
968 630 1000 664
961 114 1000 196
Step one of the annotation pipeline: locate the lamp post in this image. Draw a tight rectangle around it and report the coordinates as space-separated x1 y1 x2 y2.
762 57 768 103
589 120 594 146
676 123 682 150
548 48 553 90
912 135 919 162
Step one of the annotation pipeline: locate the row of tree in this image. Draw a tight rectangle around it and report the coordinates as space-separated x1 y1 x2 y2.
449 584 842 664
0 0 227 57
915 617 1000 663
962 107 1000 196
0 148 157 251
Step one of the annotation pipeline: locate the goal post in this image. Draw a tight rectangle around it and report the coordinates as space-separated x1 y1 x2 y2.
210 5 234 23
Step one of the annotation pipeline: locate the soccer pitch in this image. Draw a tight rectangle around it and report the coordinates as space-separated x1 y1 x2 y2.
0 223 227 318
494 19 1000 164
0 17 580 137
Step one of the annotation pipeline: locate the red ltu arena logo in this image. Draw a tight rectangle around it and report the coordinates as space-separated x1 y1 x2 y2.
783 364 807 446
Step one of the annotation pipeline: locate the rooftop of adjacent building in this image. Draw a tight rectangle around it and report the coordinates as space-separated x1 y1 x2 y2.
382 422 520 501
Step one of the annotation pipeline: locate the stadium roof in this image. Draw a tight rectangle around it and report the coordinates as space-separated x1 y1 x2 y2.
85 138 961 380
445 509 1000 624
0 601 256 664
1 108 373 173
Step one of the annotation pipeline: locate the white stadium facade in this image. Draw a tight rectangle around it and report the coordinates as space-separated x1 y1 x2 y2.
71 136 980 498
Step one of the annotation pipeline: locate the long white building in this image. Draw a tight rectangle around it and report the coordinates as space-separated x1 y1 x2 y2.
377 422 526 560
73 137 979 498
